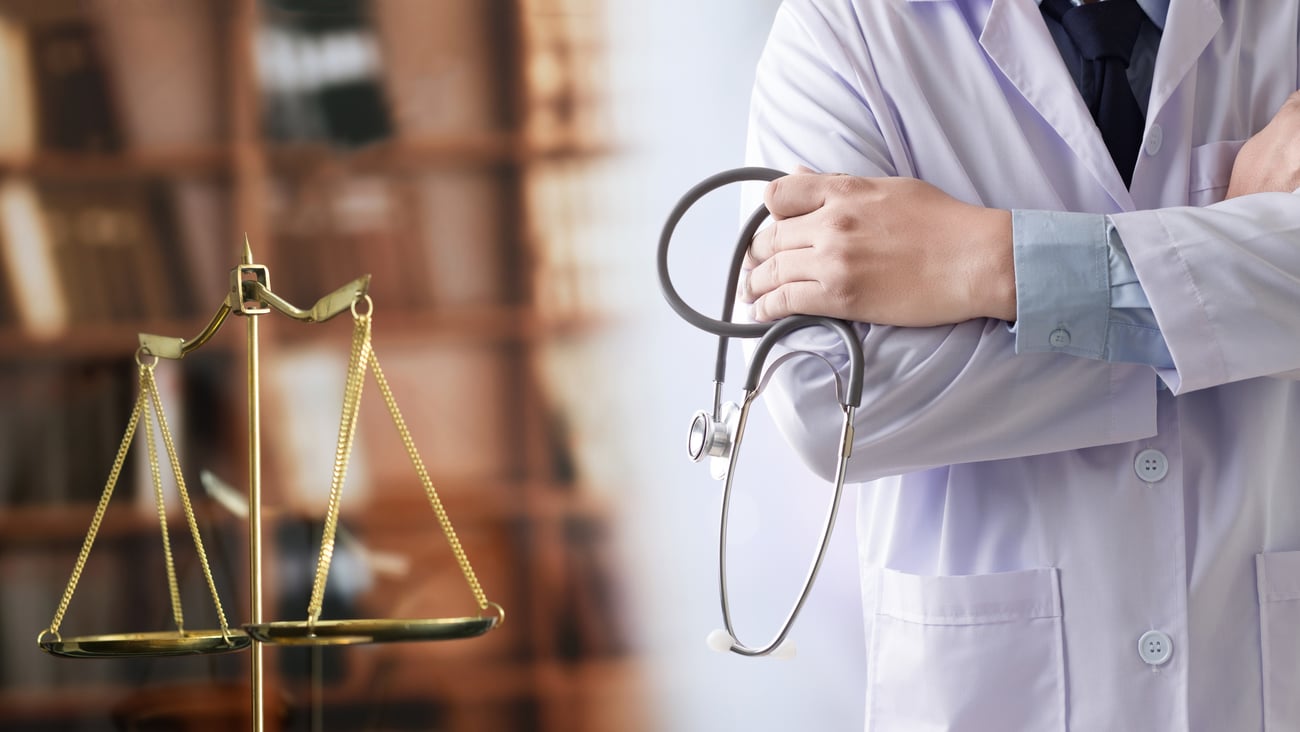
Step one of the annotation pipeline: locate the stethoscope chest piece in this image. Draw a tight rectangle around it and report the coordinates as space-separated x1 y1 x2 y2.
688 401 741 480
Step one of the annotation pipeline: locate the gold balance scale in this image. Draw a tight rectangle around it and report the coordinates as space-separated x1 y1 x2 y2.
34 240 504 729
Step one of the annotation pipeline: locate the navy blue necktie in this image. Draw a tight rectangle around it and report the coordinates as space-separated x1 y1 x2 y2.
1042 0 1146 186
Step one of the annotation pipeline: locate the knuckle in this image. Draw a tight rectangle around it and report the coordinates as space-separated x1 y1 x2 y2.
824 211 857 233
764 177 786 208
751 223 775 260
772 288 793 316
766 252 782 285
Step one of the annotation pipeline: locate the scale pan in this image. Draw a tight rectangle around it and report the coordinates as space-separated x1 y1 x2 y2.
243 616 498 646
39 629 252 658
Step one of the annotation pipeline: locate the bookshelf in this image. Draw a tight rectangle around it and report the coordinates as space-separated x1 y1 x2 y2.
0 1 641 730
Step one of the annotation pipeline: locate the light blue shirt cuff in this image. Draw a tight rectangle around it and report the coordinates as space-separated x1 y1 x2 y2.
1011 210 1110 359
1105 227 1173 368
1010 210 1174 369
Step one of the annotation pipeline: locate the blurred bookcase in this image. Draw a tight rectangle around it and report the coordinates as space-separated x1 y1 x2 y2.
0 0 642 730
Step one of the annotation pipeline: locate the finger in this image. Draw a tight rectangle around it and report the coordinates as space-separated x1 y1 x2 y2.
764 173 830 219
751 281 832 323
745 225 772 270
743 247 821 304
747 217 814 267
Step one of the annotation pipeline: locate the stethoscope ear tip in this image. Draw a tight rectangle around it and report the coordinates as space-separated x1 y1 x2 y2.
706 629 798 660
706 628 735 653
770 639 797 660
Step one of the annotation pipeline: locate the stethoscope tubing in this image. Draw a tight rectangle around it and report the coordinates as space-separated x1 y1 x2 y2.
719 384 857 657
659 166 867 658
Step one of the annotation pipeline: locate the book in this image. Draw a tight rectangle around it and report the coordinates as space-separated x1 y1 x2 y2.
0 357 136 507
369 0 501 138
86 0 226 150
258 0 392 147
356 342 511 490
411 170 505 308
28 19 122 153
0 13 36 158
34 179 194 325
0 361 69 505
519 0 609 150
169 179 234 309
0 179 68 336
268 175 429 311
327 175 425 311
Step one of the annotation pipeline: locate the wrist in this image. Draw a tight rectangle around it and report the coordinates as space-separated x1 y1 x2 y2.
966 206 1016 321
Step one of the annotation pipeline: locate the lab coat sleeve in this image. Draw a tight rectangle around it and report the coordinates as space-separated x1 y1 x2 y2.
743 1 1158 483
1110 191 1300 393
1113 26 1300 392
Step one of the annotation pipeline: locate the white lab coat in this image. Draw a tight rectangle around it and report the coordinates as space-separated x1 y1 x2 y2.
744 0 1300 729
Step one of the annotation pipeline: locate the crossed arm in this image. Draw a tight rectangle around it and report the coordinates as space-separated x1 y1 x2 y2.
743 91 1300 332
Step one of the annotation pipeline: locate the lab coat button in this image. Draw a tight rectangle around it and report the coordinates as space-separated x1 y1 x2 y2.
1145 125 1163 155
1134 449 1169 482
1049 328 1071 348
1138 630 1173 666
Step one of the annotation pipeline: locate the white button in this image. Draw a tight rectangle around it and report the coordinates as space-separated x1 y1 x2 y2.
1145 124 1163 156
1138 630 1173 666
1049 328 1071 348
1134 449 1169 482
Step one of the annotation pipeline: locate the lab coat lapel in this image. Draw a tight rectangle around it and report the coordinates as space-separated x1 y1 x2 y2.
1146 0 1221 125
977 0 1135 210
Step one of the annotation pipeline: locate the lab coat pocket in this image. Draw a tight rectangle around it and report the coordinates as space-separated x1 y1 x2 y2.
1187 139 1246 206
867 567 1065 732
1256 551 1300 729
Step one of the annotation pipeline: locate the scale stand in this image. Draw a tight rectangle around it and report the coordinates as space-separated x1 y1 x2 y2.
38 238 504 732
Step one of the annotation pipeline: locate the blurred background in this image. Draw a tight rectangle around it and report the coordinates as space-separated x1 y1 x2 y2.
0 0 865 730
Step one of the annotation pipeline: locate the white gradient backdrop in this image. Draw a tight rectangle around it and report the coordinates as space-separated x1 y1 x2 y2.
595 3 869 730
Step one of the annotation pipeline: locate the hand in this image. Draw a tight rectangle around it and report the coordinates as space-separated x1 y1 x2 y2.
742 171 1015 326
1226 90 1300 199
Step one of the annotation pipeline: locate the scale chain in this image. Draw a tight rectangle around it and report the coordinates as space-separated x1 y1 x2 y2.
307 301 491 624
308 305 372 624
142 365 186 633
44 389 146 638
145 364 234 638
371 356 488 610
43 357 235 643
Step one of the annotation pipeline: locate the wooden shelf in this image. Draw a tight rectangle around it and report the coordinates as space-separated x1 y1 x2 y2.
0 499 241 545
266 135 614 175
0 306 611 359
0 482 612 546
0 658 645 726
0 137 614 180
0 316 243 361
0 148 232 179
270 304 610 346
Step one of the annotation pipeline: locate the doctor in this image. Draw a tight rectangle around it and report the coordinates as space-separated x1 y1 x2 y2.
740 0 1300 730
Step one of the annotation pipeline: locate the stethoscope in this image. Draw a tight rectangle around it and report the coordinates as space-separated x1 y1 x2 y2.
658 167 865 658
